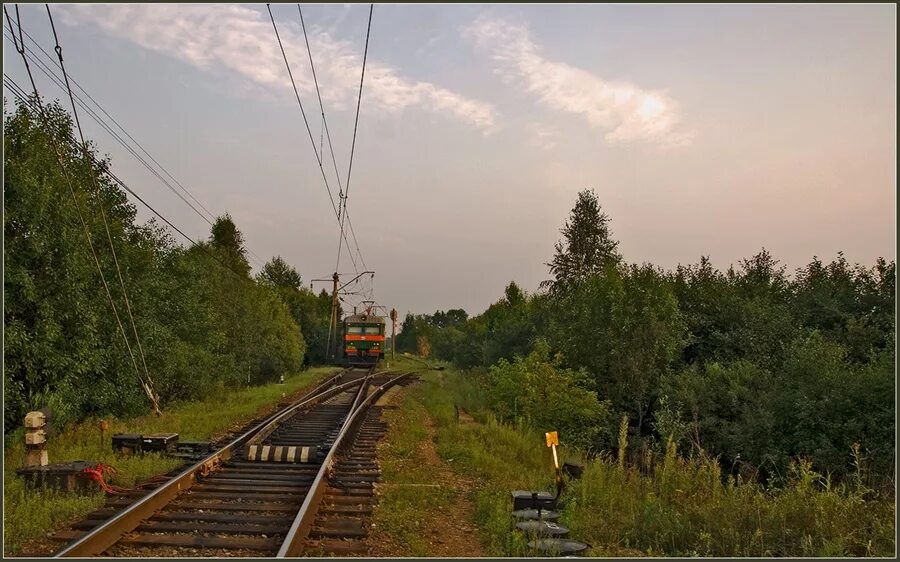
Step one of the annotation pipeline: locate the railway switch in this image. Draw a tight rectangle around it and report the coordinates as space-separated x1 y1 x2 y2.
111 433 143 454
172 440 212 461
141 433 179 452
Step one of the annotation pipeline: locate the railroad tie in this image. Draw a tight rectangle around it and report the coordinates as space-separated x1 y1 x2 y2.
245 444 317 463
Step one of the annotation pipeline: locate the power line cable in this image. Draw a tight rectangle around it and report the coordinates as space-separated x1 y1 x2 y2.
45 3 160 414
2 76 254 281
343 3 373 211
2 24 267 270
3 5 158 413
296 3 367 272
7 21 218 225
2 32 209 225
266 3 359 274
298 3 345 215
4 73 273 291
344 209 368 270
335 3 373 272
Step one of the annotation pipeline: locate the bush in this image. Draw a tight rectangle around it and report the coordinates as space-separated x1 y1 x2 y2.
411 368 895 557
485 343 612 452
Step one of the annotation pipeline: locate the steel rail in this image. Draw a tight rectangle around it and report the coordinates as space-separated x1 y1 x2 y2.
53 369 353 557
244 374 372 447
276 371 413 557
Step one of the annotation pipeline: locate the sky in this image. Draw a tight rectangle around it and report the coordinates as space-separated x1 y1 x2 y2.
3 3 896 317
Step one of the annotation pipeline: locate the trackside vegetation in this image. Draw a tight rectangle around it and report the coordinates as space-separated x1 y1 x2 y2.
4 99 334 430
394 366 894 557
3 367 336 556
396 189 895 489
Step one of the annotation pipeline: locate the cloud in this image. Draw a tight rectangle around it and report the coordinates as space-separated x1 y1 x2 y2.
58 4 497 131
464 15 694 146
526 122 559 151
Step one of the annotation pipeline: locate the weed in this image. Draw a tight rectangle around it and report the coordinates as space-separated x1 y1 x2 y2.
3 367 335 556
407 365 896 557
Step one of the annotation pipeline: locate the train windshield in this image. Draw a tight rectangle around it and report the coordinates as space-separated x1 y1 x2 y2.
363 326 381 334
347 326 363 334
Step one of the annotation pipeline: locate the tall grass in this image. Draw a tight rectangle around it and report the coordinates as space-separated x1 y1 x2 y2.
409 368 896 557
565 446 895 556
3 367 336 556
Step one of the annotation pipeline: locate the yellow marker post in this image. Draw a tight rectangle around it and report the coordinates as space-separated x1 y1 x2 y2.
545 431 560 470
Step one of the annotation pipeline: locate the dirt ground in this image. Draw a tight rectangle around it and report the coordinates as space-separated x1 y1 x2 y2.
368 406 484 556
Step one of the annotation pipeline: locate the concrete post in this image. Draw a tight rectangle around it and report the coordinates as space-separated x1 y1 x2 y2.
24 411 48 467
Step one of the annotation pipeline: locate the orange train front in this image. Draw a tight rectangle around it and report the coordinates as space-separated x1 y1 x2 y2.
342 313 386 366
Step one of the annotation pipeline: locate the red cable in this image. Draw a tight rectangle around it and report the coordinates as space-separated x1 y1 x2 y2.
82 463 132 495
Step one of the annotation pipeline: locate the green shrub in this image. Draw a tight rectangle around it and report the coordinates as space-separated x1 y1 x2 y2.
485 343 612 452
413 367 895 557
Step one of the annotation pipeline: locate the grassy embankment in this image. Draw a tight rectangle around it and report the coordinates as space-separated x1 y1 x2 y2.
375 361 896 557
371 357 469 555
3 366 338 556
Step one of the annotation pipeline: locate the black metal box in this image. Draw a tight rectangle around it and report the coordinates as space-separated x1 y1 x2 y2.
141 433 179 453
112 433 144 454
512 490 557 511
17 461 99 493
112 433 179 454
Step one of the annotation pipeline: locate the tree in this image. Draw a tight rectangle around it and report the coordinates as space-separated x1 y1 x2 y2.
257 256 330 365
542 189 621 294
4 100 150 425
257 255 302 289
4 99 307 428
672 250 796 370
550 264 687 433
210 214 251 277
792 253 896 362
396 313 429 354
487 344 613 452
482 282 538 365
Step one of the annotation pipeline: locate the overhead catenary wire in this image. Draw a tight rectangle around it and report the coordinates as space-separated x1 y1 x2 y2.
12 5 378 319
296 3 367 271
5 6 340 376
266 2 360 274
334 3 373 273
5 74 306 416
1 36 260 272
298 3 345 214
1 31 208 224
3 5 159 414
345 213 368 271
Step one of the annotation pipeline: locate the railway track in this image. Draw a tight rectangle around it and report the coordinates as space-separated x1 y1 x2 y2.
50 367 416 558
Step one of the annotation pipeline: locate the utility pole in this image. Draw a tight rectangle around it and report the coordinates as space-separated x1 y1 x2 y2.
327 271 339 363
313 270 375 365
390 308 397 360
